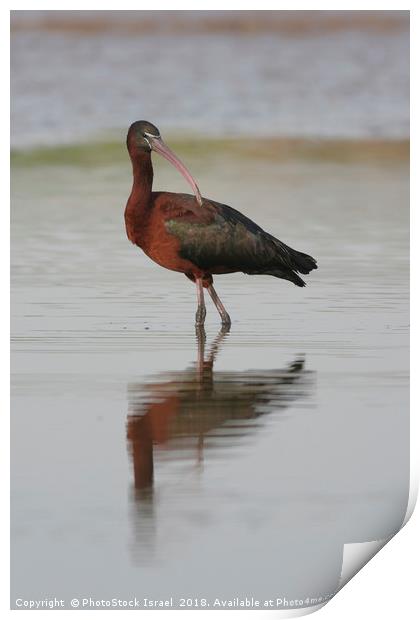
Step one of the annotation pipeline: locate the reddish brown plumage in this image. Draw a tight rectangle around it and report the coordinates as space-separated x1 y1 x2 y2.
124 144 234 287
125 175 216 283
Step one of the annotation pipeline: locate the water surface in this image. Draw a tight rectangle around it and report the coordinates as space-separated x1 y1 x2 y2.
11 147 409 608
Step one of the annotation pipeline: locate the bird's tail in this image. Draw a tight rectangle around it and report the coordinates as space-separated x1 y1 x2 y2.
245 231 318 287
266 232 318 277
260 240 318 287
287 248 318 275
267 269 307 287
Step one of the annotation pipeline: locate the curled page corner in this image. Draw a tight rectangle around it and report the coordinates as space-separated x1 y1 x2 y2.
339 539 388 589
402 472 418 528
338 478 415 598
285 602 327 617
253 602 327 619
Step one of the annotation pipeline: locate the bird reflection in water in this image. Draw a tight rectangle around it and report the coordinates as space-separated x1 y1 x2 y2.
126 327 314 562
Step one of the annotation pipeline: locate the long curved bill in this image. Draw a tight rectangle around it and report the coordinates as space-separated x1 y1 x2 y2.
148 135 203 206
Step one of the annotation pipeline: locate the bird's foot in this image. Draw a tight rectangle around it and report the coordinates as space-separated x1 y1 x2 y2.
221 313 231 329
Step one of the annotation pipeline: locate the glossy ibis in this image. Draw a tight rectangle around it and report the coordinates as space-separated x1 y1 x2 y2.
125 121 317 327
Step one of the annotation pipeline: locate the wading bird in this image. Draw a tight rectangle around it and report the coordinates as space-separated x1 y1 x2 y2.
125 121 317 327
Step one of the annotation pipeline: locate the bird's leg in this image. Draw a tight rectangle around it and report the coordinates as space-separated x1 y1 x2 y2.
207 284 231 327
195 278 207 326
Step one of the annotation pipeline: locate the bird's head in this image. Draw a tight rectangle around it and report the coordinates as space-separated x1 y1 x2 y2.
126 120 202 205
126 120 160 153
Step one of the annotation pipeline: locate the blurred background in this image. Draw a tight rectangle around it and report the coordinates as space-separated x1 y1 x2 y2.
11 10 408 148
11 10 410 609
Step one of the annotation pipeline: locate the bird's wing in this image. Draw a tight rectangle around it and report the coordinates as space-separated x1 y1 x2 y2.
161 196 282 272
161 195 317 285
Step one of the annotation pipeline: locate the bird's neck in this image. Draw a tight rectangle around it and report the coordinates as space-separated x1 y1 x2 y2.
128 150 154 208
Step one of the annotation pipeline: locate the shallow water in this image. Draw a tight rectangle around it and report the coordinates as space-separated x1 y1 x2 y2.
11 149 409 608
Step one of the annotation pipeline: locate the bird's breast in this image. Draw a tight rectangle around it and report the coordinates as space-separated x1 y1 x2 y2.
133 212 202 275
